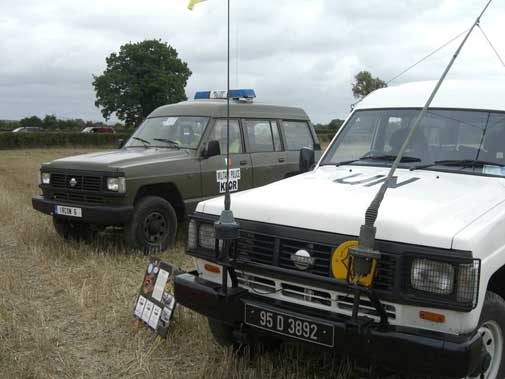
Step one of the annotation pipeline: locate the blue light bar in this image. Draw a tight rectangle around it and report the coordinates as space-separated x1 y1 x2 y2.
229 89 256 98
194 91 211 99
193 89 256 100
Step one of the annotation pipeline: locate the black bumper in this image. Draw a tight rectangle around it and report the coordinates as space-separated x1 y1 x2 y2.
174 273 485 378
32 195 134 225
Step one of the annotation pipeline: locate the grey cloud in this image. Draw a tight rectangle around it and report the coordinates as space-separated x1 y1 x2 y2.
0 0 504 123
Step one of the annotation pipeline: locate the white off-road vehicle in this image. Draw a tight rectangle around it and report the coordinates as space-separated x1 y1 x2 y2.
174 80 505 378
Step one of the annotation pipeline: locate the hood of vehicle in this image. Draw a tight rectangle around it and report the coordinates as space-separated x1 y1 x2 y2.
42 148 193 171
198 165 505 249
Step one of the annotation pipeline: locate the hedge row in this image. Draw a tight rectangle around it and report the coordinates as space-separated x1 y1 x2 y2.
0 132 131 150
0 130 336 149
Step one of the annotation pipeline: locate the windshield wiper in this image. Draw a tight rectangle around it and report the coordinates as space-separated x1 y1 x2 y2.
153 138 181 149
411 159 504 171
153 138 198 150
132 137 151 146
334 154 421 167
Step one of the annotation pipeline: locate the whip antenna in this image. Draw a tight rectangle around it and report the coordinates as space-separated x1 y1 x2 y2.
349 0 494 278
214 0 240 296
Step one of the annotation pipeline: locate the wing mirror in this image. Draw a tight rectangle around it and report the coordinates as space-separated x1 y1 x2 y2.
299 147 315 173
204 140 221 158
117 138 125 149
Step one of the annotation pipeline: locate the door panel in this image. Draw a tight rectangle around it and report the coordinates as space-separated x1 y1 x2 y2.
200 119 253 198
243 119 289 187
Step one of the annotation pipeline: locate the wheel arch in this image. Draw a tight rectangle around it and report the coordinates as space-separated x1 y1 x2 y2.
487 264 505 303
134 183 185 220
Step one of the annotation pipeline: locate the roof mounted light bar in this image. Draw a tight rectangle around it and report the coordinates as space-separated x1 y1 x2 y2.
194 89 256 100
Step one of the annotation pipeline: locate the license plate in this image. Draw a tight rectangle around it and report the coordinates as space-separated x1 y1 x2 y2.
244 303 334 347
55 205 82 218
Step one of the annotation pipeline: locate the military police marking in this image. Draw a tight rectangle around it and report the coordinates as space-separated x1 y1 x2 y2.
216 168 241 193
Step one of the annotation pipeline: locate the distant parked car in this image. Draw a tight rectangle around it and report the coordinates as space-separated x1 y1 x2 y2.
81 127 115 134
12 127 42 133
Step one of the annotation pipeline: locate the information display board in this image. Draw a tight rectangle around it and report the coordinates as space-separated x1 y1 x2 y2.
133 258 178 337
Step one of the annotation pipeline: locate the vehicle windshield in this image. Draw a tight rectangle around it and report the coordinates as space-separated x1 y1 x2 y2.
125 116 209 149
321 108 505 177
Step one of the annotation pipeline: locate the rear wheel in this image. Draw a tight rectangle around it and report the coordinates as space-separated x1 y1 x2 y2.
124 196 177 254
53 217 95 241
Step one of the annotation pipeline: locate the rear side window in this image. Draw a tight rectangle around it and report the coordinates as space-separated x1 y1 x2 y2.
282 121 314 150
244 120 276 152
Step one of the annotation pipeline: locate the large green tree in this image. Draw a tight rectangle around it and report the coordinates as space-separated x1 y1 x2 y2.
20 115 43 128
351 71 387 100
93 40 192 127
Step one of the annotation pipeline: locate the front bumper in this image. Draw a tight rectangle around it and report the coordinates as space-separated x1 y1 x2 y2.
32 195 133 225
175 272 485 378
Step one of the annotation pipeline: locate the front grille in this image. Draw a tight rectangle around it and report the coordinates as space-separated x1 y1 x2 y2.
53 192 104 205
236 230 397 292
236 272 397 320
51 173 103 192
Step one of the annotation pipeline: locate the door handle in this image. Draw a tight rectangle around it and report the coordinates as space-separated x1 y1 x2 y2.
278 158 285 163
240 160 248 166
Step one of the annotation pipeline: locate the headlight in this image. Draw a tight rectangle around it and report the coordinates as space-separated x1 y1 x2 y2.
106 177 126 192
188 220 197 249
41 172 50 185
456 261 480 305
199 223 216 250
411 259 454 295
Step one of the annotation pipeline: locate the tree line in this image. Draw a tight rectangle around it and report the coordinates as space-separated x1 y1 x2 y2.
0 115 124 132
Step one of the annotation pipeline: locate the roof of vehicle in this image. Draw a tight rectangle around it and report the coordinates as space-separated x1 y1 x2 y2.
149 99 310 120
356 80 505 113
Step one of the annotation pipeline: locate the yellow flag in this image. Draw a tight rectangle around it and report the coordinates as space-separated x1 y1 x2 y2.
188 0 207 10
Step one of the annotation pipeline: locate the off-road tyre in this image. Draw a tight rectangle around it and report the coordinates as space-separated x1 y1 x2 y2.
53 217 95 242
464 291 505 379
124 196 177 254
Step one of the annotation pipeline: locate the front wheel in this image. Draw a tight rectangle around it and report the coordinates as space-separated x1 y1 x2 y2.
124 196 177 254
466 291 505 379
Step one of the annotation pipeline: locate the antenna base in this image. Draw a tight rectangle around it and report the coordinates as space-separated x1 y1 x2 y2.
215 209 240 241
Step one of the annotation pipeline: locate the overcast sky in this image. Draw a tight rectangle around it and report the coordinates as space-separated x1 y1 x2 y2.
1 0 504 124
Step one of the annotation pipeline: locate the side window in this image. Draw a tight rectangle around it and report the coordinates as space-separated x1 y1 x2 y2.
271 122 283 151
244 120 275 152
281 121 314 150
208 119 242 154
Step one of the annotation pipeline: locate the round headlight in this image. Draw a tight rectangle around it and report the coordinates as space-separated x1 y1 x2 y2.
411 259 454 295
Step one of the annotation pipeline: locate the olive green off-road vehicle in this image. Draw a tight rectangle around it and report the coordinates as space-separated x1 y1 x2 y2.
32 91 321 252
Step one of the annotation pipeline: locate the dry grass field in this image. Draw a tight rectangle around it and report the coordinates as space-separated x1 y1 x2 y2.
0 148 430 379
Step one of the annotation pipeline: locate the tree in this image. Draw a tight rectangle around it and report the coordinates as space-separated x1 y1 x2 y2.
351 71 387 100
20 115 43 128
43 114 58 129
93 40 192 127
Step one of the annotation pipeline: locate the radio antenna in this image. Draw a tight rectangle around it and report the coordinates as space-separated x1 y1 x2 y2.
349 0 494 276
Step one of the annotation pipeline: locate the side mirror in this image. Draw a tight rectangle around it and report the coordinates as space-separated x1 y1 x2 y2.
117 139 125 149
204 140 221 158
299 147 315 173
